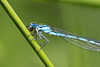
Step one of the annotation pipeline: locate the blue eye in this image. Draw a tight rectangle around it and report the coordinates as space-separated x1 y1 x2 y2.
33 24 37 27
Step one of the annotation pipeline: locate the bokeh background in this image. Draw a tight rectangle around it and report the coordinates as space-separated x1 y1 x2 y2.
0 0 100 67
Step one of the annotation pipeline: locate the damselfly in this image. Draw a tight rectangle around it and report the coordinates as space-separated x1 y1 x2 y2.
26 23 100 51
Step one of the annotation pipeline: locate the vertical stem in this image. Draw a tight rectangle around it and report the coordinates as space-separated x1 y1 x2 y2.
0 0 54 67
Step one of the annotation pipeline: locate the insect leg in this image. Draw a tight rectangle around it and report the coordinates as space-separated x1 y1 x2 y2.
39 33 49 49
29 30 38 41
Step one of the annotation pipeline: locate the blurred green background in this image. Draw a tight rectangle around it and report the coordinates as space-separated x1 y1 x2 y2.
0 0 100 67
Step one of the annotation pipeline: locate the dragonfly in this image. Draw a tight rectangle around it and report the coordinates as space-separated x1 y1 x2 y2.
26 23 100 51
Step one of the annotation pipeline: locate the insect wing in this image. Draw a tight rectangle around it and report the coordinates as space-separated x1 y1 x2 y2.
50 27 100 51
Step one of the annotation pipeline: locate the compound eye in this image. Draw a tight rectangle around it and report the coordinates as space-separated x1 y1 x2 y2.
33 24 36 26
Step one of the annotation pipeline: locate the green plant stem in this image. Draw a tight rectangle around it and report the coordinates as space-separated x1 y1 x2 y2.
0 0 54 67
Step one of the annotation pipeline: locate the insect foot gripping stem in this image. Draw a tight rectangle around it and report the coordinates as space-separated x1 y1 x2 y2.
36 40 49 52
38 40 49 52
39 33 49 48
27 34 35 41
30 38 34 41
40 40 49 48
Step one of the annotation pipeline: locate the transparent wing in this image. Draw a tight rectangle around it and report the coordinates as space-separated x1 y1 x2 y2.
50 27 100 51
